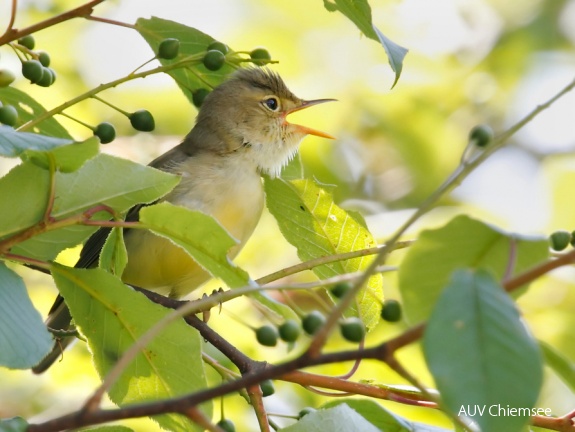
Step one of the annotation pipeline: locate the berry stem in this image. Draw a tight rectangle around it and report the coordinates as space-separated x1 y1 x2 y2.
90 95 130 117
83 15 136 29
129 58 155 76
58 111 96 131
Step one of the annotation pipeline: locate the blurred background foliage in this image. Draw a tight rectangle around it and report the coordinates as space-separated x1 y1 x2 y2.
1 0 575 430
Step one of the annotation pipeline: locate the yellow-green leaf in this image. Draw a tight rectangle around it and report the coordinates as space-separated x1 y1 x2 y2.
265 177 382 330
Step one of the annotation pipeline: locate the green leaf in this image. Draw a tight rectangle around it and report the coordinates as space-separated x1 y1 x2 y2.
540 341 575 392
140 202 250 288
0 125 72 158
99 227 127 276
0 417 28 432
0 87 71 138
1 154 179 261
0 262 52 369
372 26 408 89
0 161 50 241
280 153 304 180
398 215 549 324
51 264 210 432
423 269 543 432
21 136 99 173
322 0 408 88
321 399 412 431
265 177 383 331
136 17 236 105
281 404 380 432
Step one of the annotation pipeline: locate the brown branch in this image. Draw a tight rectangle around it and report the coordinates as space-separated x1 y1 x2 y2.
503 248 575 292
280 370 435 406
0 204 124 255
181 407 219 432
1 0 18 41
532 414 575 432
0 0 107 46
26 307 429 432
27 254 574 432
246 384 271 432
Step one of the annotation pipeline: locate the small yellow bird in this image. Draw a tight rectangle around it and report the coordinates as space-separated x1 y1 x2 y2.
33 67 334 373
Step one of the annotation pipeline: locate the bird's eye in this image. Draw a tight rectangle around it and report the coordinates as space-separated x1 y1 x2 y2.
263 97 279 111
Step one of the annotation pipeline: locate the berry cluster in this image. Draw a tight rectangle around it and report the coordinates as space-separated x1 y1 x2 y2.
549 230 575 251
192 41 272 108
17 35 57 88
0 34 57 126
250 282 403 351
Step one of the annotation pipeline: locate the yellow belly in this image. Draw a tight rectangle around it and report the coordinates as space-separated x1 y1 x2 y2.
121 230 210 297
121 155 264 298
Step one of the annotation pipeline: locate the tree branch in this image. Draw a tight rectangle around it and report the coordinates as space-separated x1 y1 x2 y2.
0 0 107 46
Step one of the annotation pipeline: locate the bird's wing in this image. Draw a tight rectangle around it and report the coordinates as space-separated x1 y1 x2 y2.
75 143 191 270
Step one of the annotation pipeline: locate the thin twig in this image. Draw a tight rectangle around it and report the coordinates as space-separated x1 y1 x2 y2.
1 0 18 40
0 0 106 46
247 384 271 432
84 15 136 29
256 241 413 285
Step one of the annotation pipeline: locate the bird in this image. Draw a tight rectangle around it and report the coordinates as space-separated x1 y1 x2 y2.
32 67 334 373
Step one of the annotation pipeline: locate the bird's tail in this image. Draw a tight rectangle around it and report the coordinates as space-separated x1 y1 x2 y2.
32 297 76 374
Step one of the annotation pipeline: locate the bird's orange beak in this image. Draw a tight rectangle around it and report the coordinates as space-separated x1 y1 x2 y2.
284 98 337 139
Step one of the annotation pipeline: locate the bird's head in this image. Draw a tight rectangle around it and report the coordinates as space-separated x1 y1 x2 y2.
194 68 334 177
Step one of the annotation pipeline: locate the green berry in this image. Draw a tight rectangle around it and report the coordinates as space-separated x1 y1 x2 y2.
37 51 51 67
550 230 571 251
255 325 278 347
192 88 210 108
158 38 180 59
330 282 352 299
18 35 35 50
278 319 301 343
381 299 402 323
129 109 155 132
259 379 275 397
302 310 325 336
203 50 225 71
0 105 18 126
250 48 271 66
208 41 229 55
298 407 316 419
36 67 55 87
22 59 44 83
216 419 236 432
469 124 494 148
339 317 365 343
0 69 16 87
94 122 116 144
